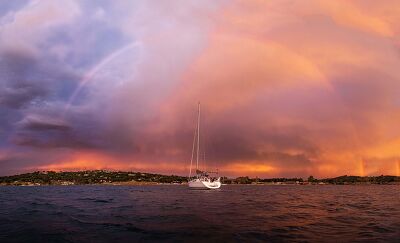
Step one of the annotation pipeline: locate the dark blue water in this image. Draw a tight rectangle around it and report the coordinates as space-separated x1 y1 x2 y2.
0 185 399 242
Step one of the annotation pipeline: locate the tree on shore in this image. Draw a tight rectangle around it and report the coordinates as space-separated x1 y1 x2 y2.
307 175 317 183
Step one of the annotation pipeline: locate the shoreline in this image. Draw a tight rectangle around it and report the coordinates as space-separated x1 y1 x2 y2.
0 182 186 186
1 171 399 186
1 182 399 187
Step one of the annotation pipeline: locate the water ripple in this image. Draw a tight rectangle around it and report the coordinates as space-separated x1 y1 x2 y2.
0 185 398 242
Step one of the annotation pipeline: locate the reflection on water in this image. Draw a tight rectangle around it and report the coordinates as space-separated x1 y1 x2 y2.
0 185 399 242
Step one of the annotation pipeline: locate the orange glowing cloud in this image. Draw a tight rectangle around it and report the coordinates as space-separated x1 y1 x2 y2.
163 0 400 177
317 0 397 37
222 162 276 176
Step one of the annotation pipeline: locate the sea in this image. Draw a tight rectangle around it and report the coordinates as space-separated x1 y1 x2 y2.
0 185 399 242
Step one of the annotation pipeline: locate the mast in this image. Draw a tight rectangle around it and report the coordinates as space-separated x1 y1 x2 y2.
188 126 196 178
196 102 201 170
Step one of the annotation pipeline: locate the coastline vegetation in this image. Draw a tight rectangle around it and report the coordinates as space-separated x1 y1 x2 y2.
0 171 187 186
221 175 399 185
0 171 398 186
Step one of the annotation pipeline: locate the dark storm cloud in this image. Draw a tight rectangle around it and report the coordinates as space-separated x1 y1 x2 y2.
17 115 70 131
0 50 80 109
0 48 80 155
11 111 105 150
194 123 318 165
0 51 49 109
11 131 96 149
70 105 318 170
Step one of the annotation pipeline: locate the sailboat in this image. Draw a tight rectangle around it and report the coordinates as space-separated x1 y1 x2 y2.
188 103 221 189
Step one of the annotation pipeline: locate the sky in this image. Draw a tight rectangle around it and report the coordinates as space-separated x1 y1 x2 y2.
0 0 400 178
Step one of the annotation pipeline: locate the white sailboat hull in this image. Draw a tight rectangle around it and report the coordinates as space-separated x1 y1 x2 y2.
188 178 221 189
187 103 221 190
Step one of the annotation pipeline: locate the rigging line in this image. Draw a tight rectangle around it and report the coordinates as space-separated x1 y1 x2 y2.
202 107 207 172
196 102 201 171
189 124 197 179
